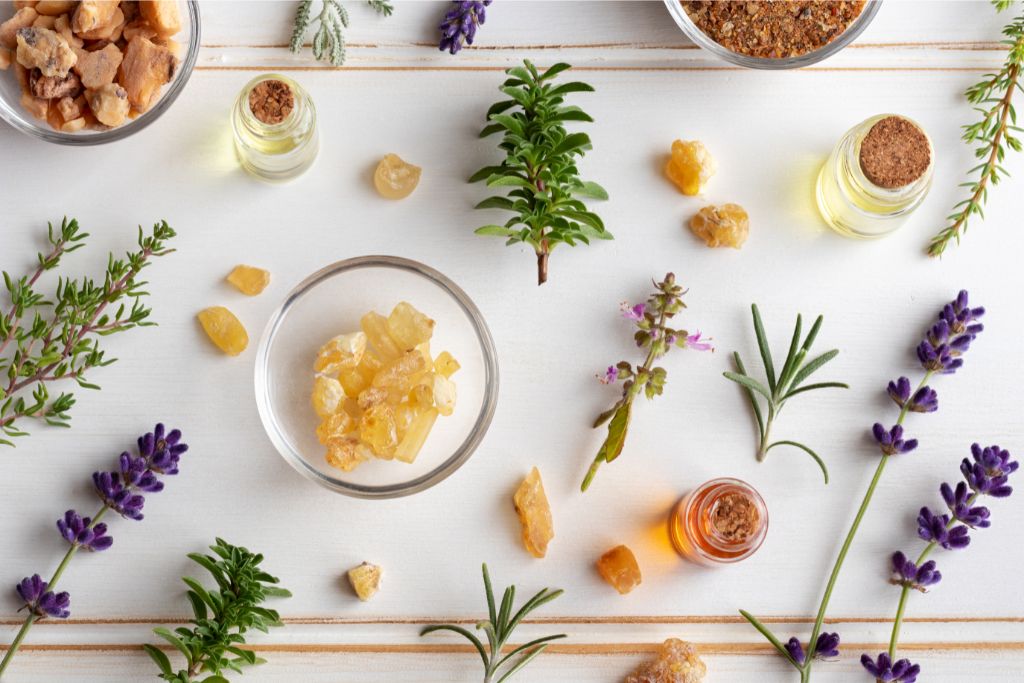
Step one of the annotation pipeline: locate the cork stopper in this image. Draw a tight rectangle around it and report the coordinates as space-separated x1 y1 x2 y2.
858 116 931 189
248 79 295 125
710 492 759 542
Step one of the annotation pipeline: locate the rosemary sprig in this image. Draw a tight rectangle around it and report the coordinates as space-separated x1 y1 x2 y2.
421 564 565 683
470 60 610 285
928 0 1024 257
724 305 848 484
145 538 291 683
290 0 393 67
0 218 175 446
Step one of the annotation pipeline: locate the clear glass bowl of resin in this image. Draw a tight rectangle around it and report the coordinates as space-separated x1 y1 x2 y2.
255 256 499 499
0 0 199 145
663 0 882 70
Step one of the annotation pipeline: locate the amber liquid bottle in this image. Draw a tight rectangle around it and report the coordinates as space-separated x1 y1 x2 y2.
669 478 768 566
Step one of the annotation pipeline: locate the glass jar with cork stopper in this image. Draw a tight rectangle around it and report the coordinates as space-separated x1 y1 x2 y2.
232 74 319 182
669 477 768 566
816 113 934 238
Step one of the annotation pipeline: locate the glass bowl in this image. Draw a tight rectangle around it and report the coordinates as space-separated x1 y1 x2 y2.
255 256 500 499
0 0 200 145
663 0 882 70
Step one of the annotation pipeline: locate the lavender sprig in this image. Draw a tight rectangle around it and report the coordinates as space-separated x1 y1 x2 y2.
877 444 1017 679
0 423 188 677
740 290 985 682
439 0 492 55
580 273 712 492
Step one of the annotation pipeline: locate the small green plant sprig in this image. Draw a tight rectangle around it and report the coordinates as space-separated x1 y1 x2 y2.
471 60 609 285
929 0 1024 257
290 0 393 67
420 564 565 683
724 305 848 484
0 218 175 446
145 538 291 683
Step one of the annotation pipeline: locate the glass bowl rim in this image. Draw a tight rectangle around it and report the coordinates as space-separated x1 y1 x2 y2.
254 255 500 500
662 0 883 70
0 0 201 146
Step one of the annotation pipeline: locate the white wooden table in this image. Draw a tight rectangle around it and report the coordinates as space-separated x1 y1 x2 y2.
2 1 1023 680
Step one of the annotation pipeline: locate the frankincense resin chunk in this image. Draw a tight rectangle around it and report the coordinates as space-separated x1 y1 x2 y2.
197 306 248 356
226 264 271 296
665 140 715 196
373 153 422 200
347 562 382 601
513 467 553 558
689 203 749 249
596 544 642 595
626 638 706 683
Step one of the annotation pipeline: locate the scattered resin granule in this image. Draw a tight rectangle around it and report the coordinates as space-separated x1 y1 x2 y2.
596 544 642 595
196 306 248 356
226 265 271 296
513 467 554 558
626 638 707 683
665 140 716 196
347 562 382 601
689 203 749 249
374 153 422 199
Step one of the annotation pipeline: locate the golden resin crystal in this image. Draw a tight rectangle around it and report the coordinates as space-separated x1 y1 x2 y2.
689 203 749 249
513 467 554 558
311 302 458 471
373 153 422 200
196 306 248 356
226 264 271 296
665 140 715 196
626 638 707 683
596 544 642 595
347 562 382 601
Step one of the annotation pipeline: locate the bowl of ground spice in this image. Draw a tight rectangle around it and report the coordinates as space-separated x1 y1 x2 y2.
664 1 882 69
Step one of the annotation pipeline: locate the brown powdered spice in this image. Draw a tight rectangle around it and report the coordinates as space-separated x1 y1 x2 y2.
682 1 866 59
248 79 294 125
859 116 932 189
710 492 759 542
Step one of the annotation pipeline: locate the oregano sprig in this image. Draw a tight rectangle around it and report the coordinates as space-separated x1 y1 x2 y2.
145 538 291 683
929 0 1024 256
0 218 176 446
290 0 393 67
471 60 610 285
420 564 564 683
724 305 848 484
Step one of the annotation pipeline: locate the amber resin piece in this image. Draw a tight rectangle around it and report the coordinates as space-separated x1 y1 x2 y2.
196 306 248 356
513 467 554 558
596 544 642 595
374 153 422 200
347 562 382 601
226 264 271 296
626 638 707 683
665 140 715 196
312 376 346 419
688 204 749 249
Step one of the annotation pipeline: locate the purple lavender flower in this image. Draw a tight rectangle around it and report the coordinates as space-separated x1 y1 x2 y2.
93 471 146 521
939 290 984 336
15 575 70 619
872 424 918 456
961 443 1018 497
890 551 942 592
56 510 113 552
92 423 188 520
886 377 912 407
861 652 920 682
940 481 991 528
620 302 646 321
916 508 970 549
785 632 841 665
438 0 491 55
916 291 984 375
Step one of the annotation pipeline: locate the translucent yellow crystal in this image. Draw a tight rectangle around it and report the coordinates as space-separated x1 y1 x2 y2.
197 306 248 356
226 265 270 296
347 562 382 601
689 204 749 249
387 301 435 350
513 467 554 559
314 332 367 374
373 153 421 200
626 639 706 683
312 375 345 418
325 436 370 471
665 140 716 196
316 411 356 445
430 374 456 416
395 407 438 463
372 350 429 398
433 351 461 378
596 545 642 595
360 312 402 361
359 402 399 459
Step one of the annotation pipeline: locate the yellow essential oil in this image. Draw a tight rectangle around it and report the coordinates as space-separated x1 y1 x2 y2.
232 74 319 182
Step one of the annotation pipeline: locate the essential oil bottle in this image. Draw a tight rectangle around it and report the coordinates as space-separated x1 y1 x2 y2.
232 74 319 182
669 478 768 566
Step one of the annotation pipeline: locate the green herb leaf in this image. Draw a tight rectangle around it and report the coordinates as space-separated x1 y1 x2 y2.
751 304 776 394
766 440 830 484
723 371 773 403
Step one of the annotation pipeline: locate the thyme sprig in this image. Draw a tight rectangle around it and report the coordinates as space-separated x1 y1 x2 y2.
929 0 1024 257
724 305 848 484
145 538 291 683
471 60 609 285
421 564 564 683
0 218 175 446
290 0 393 67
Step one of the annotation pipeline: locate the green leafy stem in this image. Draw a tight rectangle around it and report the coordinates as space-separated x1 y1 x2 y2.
290 0 393 67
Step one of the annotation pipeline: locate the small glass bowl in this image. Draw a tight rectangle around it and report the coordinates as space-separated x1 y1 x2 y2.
254 256 499 499
663 0 882 70
0 0 200 145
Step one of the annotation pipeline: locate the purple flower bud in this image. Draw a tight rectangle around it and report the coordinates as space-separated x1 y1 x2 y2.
872 423 918 456
886 377 912 407
939 290 984 336
783 632 840 666
861 652 920 682
439 1 492 55
916 508 970 550
93 471 146 521
620 302 646 321
56 510 113 552
961 443 1017 498
598 366 618 385
685 331 713 352
890 551 942 592
15 575 70 619
940 482 990 528
784 637 805 665
907 386 938 413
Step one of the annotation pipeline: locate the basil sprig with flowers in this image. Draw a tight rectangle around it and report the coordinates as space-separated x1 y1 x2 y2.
145 538 291 683
471 60 609 285
725 305 848 484
0 424 188 677
0 218 176 446
866 443 1018 682
421 564 564 683
740 290 986 682
581 273 712 492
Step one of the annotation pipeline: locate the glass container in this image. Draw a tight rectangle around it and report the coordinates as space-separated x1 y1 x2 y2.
669 477 768 566
816 113 934 239
232 73 318 182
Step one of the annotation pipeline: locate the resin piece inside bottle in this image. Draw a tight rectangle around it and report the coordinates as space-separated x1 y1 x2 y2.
513 467 554 558
596 544 642 595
